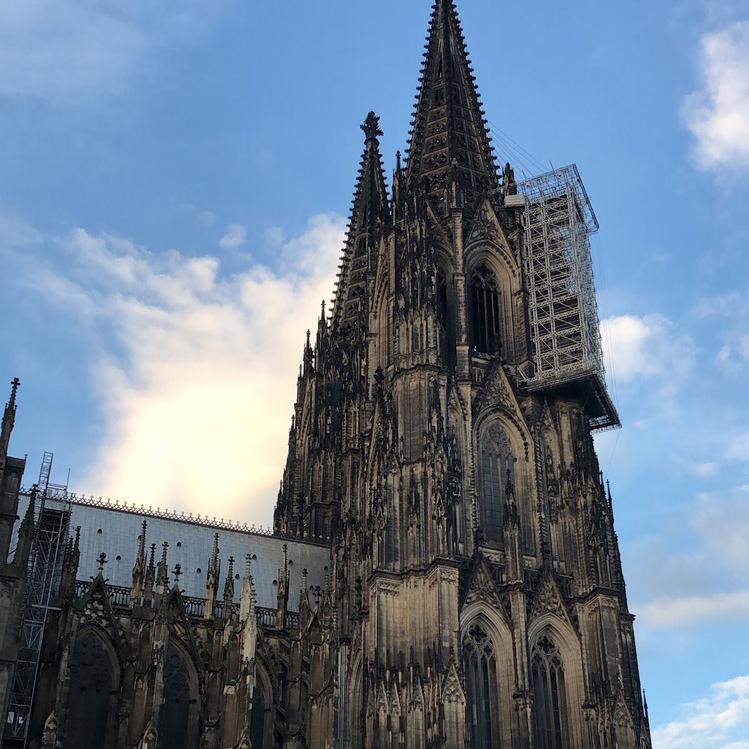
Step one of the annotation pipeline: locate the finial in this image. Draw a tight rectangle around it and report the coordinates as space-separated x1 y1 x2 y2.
172 563 182 586
97 552 108 573
362 111 383 142
396 150 402 171
148 543 156 568
161 541 169 566
8 377 20 408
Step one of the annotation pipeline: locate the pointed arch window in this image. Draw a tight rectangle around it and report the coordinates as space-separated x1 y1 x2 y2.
479 424 514 545
436 269 453 367
463 623 500 748
532 636 569 749
249 683 267 749
64 629 116 749
159 645 194 749
470 264 502 355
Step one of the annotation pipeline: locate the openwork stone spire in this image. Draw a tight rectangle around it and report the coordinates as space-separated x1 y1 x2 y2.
331 111 390 330
405 0 497 205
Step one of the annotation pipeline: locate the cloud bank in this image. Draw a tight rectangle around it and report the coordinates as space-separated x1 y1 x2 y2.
683 21 749 172
34 214 344 525
653 675 749 749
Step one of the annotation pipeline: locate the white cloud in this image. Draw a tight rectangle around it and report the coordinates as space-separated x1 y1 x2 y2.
32 213 345 525
219 223 247 250
693 461 717 476
653 675 749 749
197 210 216 226
718 334 749 368
600 314 695 419
640 590 749 628
727 432 749 461
694 291 747 319
600 314 694 383
682 21 749 171
0 0 227 102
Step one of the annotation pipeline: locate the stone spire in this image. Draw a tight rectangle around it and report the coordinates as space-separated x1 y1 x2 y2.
239 554 256 623
331 111 390 330
155 541 169 596
205 532 220 619
144 543 156 607
131 519 147 606
223 555 235 611
405 0 497 207
13 483 37 569
0 377 20 470
276 544 290 629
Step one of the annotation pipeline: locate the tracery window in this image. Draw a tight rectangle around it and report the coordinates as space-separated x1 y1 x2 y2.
470 264 502 355
64 629 115 749
159 645 192 749
532 636 569 749
436 271 450 362
479 424 515 545
462 623 500 749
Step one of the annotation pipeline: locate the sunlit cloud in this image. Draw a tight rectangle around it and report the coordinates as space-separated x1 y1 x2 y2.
30 214 344 525
600 313 695 418
682 21 749 172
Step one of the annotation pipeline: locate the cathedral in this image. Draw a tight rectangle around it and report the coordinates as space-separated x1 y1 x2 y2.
0 1 651 747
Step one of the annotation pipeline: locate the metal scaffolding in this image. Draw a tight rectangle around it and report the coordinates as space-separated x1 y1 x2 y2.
517 165 618 429
4 453 71 748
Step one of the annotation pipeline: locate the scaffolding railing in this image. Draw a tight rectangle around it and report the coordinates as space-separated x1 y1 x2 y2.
4 453 70 748
517 165 618 429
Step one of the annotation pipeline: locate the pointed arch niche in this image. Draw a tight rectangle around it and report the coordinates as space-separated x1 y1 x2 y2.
527 615 587 748
63 627 120 749
249 661 274 749
460 605 515 748
475 416 535 552
158 641 200 749
465 245 518 362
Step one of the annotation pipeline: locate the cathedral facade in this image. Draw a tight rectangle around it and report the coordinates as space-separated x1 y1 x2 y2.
1 1 651 747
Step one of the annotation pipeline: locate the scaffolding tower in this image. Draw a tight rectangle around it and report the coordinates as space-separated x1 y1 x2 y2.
4 453 71 748
517 165 619 429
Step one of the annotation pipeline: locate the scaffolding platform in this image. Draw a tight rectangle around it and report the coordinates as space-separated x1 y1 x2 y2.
517 165 619 430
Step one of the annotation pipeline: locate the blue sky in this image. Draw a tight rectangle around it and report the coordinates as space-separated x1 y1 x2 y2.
1 1 749 745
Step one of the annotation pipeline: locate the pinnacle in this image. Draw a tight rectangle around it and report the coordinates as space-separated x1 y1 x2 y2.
330 112 391 329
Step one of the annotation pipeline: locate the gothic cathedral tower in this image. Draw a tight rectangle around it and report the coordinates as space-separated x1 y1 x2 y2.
275 2 651 747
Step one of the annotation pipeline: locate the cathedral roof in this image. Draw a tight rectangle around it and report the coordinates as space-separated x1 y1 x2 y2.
405 0 498 205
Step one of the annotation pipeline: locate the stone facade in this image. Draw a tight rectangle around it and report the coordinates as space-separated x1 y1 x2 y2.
1 1 652 747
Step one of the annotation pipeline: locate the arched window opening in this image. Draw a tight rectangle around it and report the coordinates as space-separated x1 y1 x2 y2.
532 636 569 749
462 623 500 749
436 270 454 367
159 645 193 749
479 424 515 545
64 629 115 749
470 264 502 355
249 684 267 749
